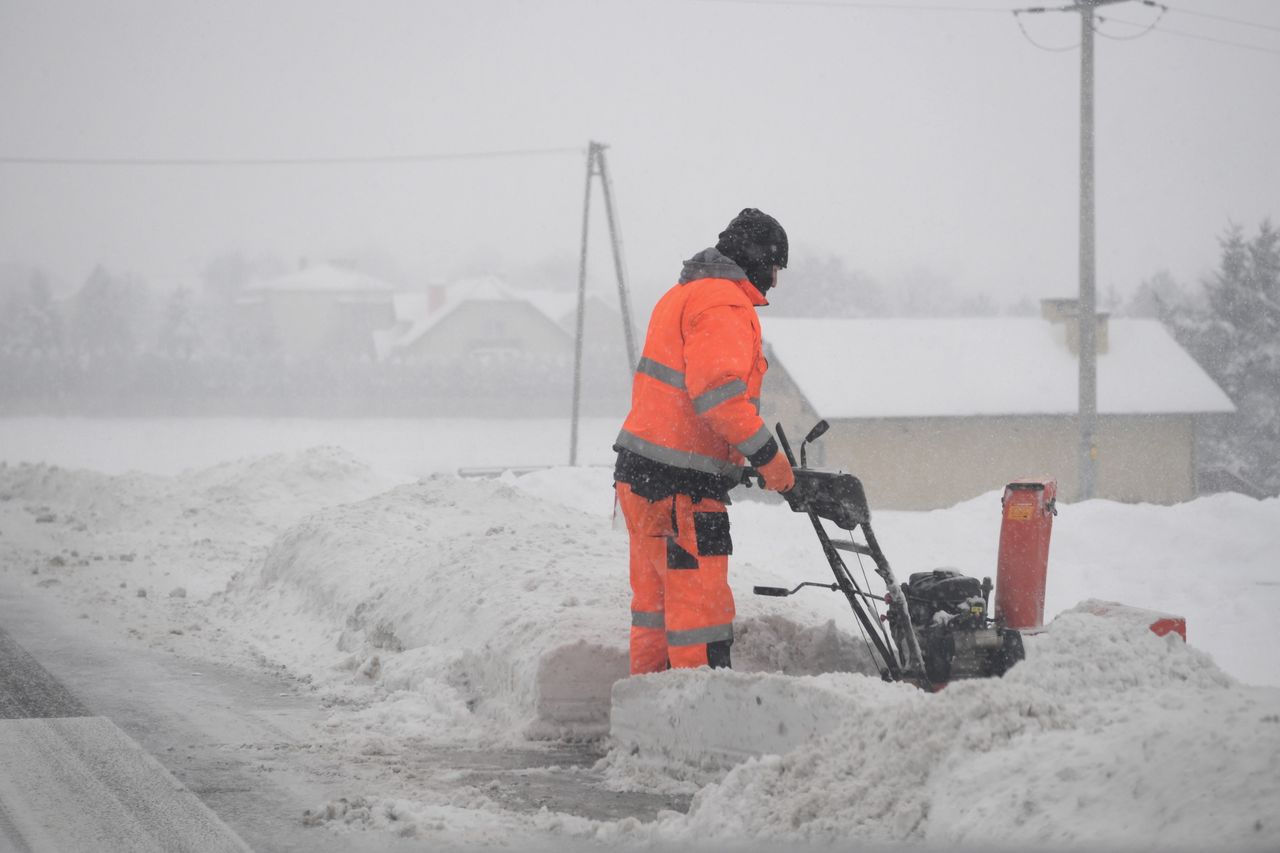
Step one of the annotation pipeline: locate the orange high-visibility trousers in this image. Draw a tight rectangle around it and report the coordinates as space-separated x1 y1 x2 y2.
617 482 735 673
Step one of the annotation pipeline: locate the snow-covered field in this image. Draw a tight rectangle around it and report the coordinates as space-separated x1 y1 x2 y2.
1 417 1277 848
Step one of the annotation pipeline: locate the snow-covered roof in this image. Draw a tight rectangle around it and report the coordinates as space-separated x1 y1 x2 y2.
763 317 1235 418
521 289 586 326
246 263 396 295
374 276 615 358
375 277 520 358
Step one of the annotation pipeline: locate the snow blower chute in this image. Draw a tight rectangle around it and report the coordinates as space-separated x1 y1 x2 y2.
744 420 1024 690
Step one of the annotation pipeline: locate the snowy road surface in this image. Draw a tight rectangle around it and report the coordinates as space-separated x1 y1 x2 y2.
0 620 249 852
0 418 1277 848
0 583 685 852
0 585 422 852
0 717 249 853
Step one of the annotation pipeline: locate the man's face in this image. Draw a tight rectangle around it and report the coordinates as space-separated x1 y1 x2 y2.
768 266 781 290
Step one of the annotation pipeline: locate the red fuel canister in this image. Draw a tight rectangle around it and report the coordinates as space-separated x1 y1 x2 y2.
994 479 1057 630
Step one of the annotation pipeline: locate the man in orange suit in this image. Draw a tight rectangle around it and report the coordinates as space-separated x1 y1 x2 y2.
614 208 795 674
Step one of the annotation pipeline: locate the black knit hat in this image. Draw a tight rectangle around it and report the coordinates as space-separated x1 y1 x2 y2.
715 208 788 294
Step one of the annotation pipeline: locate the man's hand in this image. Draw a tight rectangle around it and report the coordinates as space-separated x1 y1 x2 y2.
757 451 795 493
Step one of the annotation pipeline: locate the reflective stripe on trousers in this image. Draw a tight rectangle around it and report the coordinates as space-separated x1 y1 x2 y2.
631 610 665 628
617 482 735 674
666 623 734 647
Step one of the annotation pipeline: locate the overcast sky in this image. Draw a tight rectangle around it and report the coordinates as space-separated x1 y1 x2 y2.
1 0 1277 308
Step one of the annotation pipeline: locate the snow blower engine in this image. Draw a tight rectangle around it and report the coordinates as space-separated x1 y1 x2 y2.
895 569 1023 684
744 420 1024 689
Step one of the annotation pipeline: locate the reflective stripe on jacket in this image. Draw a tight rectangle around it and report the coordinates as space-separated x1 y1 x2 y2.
616 248 775 483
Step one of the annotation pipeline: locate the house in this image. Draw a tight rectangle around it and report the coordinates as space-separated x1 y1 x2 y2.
759 300 1235 509
374 275 628 364
236 262 396 359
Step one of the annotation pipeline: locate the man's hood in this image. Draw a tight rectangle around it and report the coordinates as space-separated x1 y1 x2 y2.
678 248 748 284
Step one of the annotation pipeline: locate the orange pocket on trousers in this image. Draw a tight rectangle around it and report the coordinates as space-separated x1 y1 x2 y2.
634 496 675 538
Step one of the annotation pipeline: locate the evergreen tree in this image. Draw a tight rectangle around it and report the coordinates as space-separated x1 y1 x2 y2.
0 272 63 357
156 287 200 360
72 265 146 360
1193 221 1280 493
0 272 67 407
1120 269 1189 321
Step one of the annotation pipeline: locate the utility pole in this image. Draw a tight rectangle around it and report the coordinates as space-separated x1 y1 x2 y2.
569 141 638 466
1077 0 1101 502
595 147 639 370
1021 0 1135 500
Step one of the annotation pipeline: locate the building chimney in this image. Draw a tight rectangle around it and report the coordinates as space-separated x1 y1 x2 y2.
427 284 448 314
1040 297 1078 323
1041 297 1109 355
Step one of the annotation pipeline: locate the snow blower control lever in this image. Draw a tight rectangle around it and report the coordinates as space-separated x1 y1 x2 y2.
741 420 1025 689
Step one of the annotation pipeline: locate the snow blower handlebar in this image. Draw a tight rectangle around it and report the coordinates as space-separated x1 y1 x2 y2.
740 467 871 530
741 421 928 685
752 581 838 597
740 424 869 531
753 581 889 606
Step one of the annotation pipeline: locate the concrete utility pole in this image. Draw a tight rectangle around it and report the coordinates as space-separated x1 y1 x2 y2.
1024 0 1135 499
570 141 638 466
1073 0 1136 500
1077 0 1101 502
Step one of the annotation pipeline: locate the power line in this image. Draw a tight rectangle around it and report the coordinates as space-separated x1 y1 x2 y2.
1101 14 1280 55
1161 2 1280 35
699 0 1280 55
0 146 583 167
695 0 1280 34
1094 3 1166 40
1014 8 1080 51
693 0 1013 12
1014 2 1280 57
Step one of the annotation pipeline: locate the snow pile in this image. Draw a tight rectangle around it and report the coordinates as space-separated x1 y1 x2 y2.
231 474 633 740
0 446 390 530
610 670 918 777
503 466 618 520
0 462 165 525
1007 605 1232 696
227 469 876 743
0 447 395 638
608 610 1279 848
724 486 1280 688
181 445 393 527
1040 493 1279 686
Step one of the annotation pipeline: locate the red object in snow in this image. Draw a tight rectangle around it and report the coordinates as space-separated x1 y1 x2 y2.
1081 601 1188 642
1150 617 1188 641
994 478 1057 630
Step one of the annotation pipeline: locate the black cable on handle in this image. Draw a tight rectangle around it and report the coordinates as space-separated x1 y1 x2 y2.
775 423 902 681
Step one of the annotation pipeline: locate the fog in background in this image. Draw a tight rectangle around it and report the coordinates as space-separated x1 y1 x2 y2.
1 0 1277 304
1 1 1278 491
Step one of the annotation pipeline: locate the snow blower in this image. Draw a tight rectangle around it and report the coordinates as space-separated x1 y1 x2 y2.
744 420 1024 690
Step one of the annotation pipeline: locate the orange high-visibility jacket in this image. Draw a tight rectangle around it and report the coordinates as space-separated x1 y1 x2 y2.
615 249 777 484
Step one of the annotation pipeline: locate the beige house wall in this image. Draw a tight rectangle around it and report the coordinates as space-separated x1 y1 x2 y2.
245 292 394 357
761 364 1197 510
268 292 342 355
399 301 571 360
